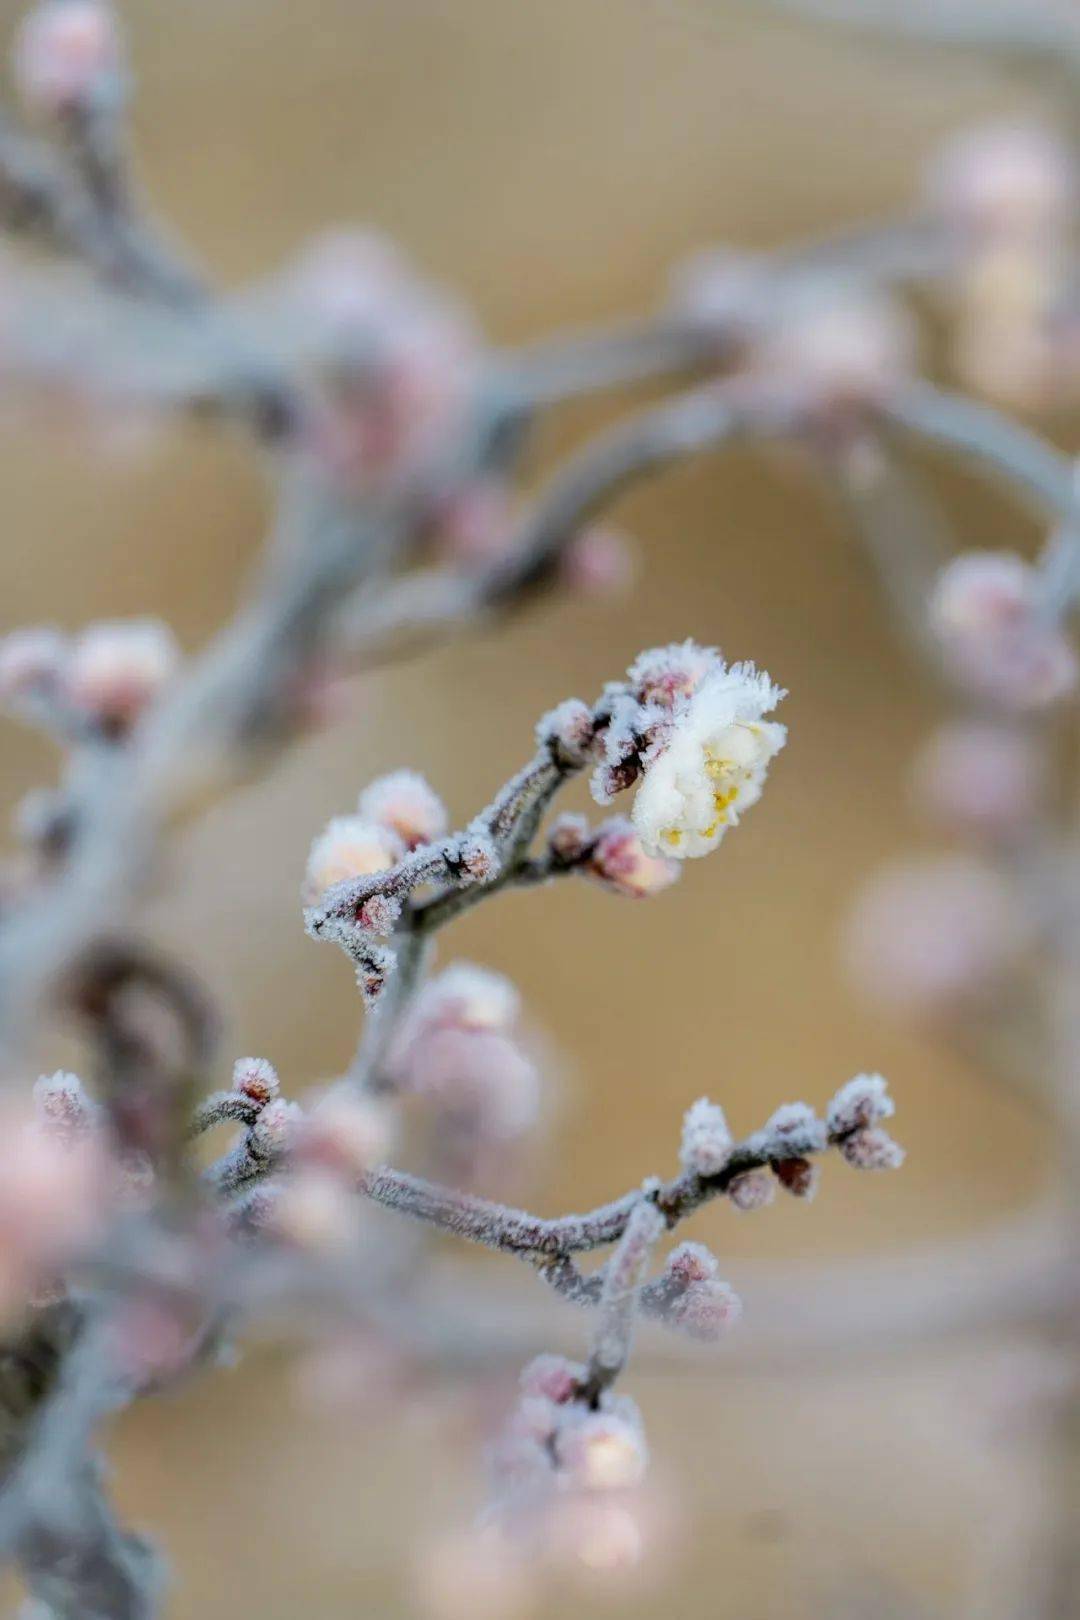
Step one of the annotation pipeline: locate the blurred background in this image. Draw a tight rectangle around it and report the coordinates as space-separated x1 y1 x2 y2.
0 0 1069 1614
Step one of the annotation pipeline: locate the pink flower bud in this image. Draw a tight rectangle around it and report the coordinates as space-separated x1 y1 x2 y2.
411 962 520 1036
560 526 635 598
304 815 403 903
844 856 1027 1017
248 1096 301 1163
356 891 402 936
14 0 122 117
912 721 1045 838
839 1126 905 1171
408 1028 540 1140
357 769 448 849
930 550 1033 636
66 618 178 734
587 819 679 899
231 1056 279 1108
758 1101 826 1159
668 1277 742 1340
626 640 718 710
270 1167 361 1255
457 831 499 885
679 1098 733 1176
727 1170 775 1212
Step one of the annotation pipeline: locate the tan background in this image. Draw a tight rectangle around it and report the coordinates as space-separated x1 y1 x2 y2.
0 1 1068 1615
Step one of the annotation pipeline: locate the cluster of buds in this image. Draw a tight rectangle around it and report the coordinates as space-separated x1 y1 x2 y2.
303 768 448 904
590 640 787 858
928 549 1078 712
0 617 180 741
274 227 481 483
646 1241 742 1342
13 0 123 118
387 962 539 1171
927 122 1077 409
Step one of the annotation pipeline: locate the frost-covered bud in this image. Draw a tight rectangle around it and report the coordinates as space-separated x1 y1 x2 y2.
357 769 448 850
519 1353 584 1405
555 1411 648 1493
411 962 520 1035
839 1126 905 1171
304 815 403 903
679 1098 733 1177
560 526 635 598
727 1170 775 1212
826 1073 894 1138
547 812 591 864
758 1101 827 1160
409 1028 540 1140
587 818 679 899
0 1100 107 1312
844 856 1027 1017
302 1089 395 1175
912 721 1045 839
0 626 68 709
928 122 1075 246
270 1167 361 1255
66 618 178 734
356 891 402 936
356 943 396 1006
757 296 914 409
248 1096 301 1165
663 1240 719 1286
231 1056 279 1109
536 698 596 766
627 639 719 710
13 0 123 117
627 646 786 859
668 1277 742 1341
773 1157 818 1200
456 830 499 885
929 551 1077 711
33 1069 94 1141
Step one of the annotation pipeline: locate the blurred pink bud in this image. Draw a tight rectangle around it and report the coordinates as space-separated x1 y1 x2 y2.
928 121 1075 245
668 1276 742 1340
358 769 448 849
409 1027 540 1140
107 1294 195 1386
14 0 122 117
411 962 520 1036
248 1096 302 1162
0 625 67 706
727 1170 775 1212
679 1098 732 1176
541 1493 646 1579
554 1411 648 1492
303 815 403 903
231 1055 279 1108
839 1126 905 1171
302 1088 395 1175
288 227 407 343
757 296 914 409
844 855 1027 1017
519 1353 583 1405
536 698 596 765
413 1525 534 1620
560 526 635 598
66 618 179 734
270 1166 361 1255
912 721 1045 838
435 478 515 570
930 550 1032 637
0 1102 106 1312
587 819 679 899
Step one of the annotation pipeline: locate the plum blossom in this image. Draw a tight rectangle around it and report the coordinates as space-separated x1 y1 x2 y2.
625 651 786 858
13 0 122 116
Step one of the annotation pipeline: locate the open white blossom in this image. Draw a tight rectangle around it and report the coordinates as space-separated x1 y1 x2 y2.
630 662 786 858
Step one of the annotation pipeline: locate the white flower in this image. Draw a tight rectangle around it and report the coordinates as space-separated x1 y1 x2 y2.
630 662 786 858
